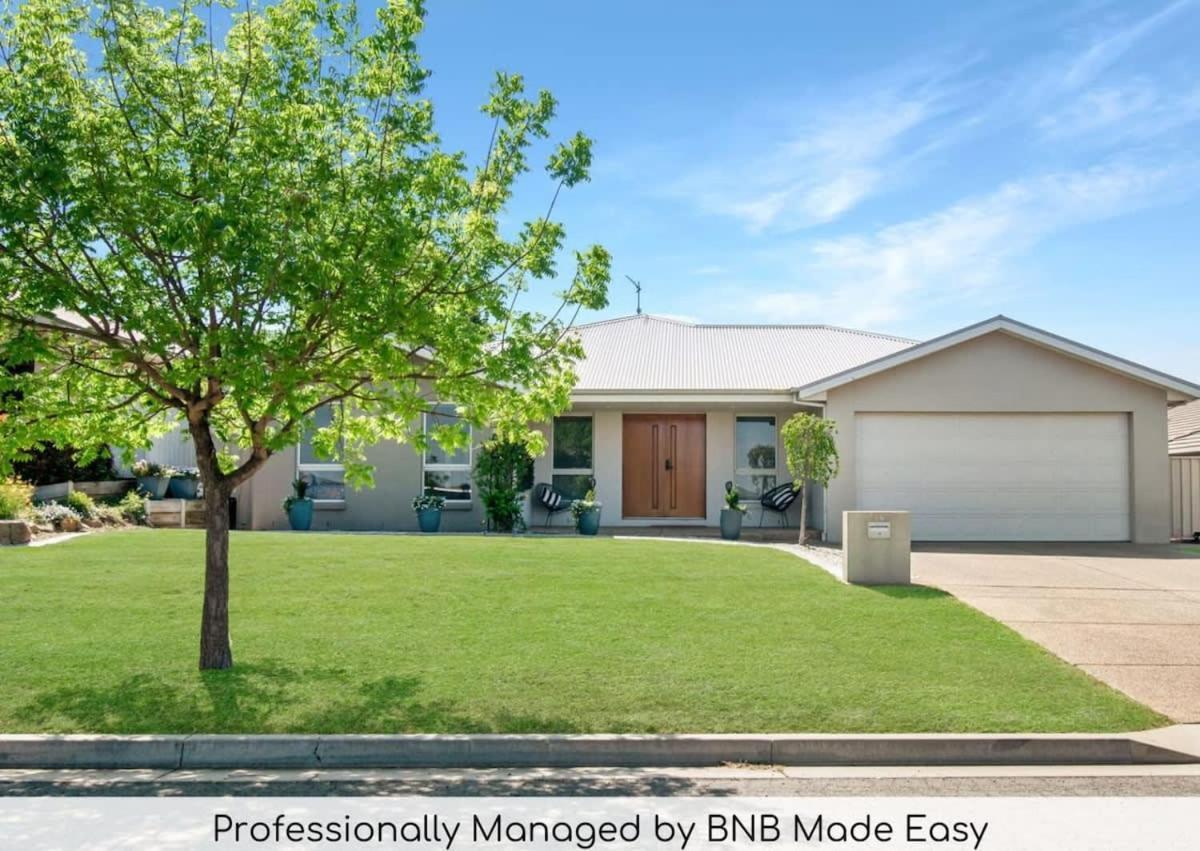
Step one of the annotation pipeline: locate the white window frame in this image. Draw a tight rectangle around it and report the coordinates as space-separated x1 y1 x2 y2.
734 413 779 497
297 404 346 506
551 414 594 492
422 404 474 505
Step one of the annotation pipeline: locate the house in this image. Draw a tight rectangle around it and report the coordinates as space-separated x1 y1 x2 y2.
237 313 1199 543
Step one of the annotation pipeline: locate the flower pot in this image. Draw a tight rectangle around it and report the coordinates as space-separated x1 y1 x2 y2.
287 498 314 531
168 477 199 499
137 476 170 500
720 507 744 541
576 506 602 536
417 508 442 533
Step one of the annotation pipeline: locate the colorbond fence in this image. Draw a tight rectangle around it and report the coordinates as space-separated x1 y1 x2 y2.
1171 457 1200 541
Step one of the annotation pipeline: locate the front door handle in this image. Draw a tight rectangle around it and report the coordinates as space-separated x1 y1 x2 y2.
664 458 673 471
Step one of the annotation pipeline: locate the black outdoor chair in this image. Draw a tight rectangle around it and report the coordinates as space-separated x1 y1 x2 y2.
759 481 799 527
533 482 571 527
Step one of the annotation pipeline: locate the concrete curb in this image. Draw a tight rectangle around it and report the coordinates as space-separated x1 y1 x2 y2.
1 728 1198 769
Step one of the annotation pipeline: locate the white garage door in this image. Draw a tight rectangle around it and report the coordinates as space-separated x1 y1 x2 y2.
857 413 1130 541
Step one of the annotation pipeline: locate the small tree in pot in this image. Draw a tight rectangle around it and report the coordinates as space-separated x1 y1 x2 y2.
282 478 313 531
780 414 839 545
720 482 747 540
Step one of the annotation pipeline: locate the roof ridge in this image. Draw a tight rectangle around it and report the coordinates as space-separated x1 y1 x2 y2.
571 313 917 343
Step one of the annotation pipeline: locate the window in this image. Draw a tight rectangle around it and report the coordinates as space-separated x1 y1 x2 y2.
735 415 777 499
298 403 346 502
423 404 473 503
551 415 593 500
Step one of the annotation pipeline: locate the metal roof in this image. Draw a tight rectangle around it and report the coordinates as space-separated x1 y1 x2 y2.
569 315 916 393
1170 400 1200 455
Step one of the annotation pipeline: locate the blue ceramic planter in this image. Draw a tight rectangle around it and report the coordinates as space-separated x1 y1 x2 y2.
137 476 170 500
417 508 442 533
720 508 743 540
168 477 200 499
576 507 601 536
287 498 314 531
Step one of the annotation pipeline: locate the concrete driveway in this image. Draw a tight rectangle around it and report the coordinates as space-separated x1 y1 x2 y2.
912 543 1200 722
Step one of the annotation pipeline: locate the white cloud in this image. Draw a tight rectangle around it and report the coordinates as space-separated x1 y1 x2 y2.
1060 0 1194 92
667 88 947 232
745 160 1191 327
1038 81 1200 141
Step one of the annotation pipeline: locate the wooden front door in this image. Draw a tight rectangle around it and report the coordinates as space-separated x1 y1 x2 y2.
622 414 706 518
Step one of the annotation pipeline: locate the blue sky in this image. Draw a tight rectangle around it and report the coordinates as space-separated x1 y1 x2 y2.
408 1 1198 374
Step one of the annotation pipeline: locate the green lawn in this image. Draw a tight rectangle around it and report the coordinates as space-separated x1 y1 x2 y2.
0 530 1164 734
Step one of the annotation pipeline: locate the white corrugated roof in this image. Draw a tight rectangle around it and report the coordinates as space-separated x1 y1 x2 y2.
1170 400 1200 455
570 314 916 392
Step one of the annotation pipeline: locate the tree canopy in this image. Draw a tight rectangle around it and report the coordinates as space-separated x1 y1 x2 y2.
0 0 610 486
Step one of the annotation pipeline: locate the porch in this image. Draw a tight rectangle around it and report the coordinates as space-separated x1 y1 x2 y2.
529 403 818 532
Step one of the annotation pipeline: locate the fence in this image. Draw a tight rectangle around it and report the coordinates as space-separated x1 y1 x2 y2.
1170 456 1200 541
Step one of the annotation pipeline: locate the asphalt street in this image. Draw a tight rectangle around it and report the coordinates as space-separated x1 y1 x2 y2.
3 766 1200 796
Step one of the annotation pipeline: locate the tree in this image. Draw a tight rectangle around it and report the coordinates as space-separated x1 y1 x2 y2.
0 0 610 669
779 413 839 545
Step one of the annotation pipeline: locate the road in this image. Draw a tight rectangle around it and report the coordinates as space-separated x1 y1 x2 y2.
4 765 1200 796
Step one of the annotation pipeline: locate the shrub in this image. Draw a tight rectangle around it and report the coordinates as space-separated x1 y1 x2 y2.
0 479 33 520
117 490 147 525
282 477 309 512
473 440 534 532
412 494 445 512
570 488 601 521
31 501 82 531
65 489 97 519
12 444 115 486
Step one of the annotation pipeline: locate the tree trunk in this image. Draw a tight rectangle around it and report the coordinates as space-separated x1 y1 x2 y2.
199 477 233 669
189 419 234 671
797 482 808 546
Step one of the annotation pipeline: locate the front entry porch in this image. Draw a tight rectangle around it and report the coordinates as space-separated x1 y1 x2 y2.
531 404 814 533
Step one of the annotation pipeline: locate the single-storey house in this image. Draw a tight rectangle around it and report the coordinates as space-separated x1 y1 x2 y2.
234 313 1199 543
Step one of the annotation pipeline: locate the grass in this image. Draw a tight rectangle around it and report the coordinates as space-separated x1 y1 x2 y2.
0 530 1164 734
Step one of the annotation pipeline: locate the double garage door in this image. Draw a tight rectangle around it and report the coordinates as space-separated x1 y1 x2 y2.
857 413 1131 541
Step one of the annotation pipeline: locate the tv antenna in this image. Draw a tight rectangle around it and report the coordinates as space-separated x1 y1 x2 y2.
625 275 643 315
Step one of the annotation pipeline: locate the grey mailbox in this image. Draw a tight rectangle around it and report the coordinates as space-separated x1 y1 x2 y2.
842 511 911 585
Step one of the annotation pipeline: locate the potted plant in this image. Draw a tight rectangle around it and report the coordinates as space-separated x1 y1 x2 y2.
131 459 175 500
412 494 445 533
283 477 314 531
571 488 603 536
168 467 201 499
720 482 747 540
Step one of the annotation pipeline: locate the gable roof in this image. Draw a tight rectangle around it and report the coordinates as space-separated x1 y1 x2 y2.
792 315 1200 403
570 314 915 396
1170 400 1200 456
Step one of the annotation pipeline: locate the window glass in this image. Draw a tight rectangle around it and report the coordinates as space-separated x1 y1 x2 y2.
736 416 776 471
552 473 593 501
735 473 777 500
300 469 346 501
424 404 470 466
424 469 473 502
552 417 593 470
299 403 340 465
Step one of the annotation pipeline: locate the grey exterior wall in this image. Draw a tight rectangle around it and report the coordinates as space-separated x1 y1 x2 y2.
821 330 1171 544
238 425 492 533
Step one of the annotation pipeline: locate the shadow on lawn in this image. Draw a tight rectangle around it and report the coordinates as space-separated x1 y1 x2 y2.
859 584 950 601
17 659 582 735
